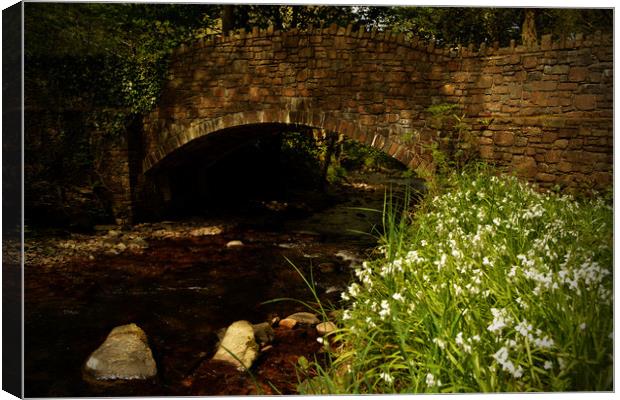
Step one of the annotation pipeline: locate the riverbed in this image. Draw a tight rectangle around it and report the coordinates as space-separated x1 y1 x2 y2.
24 170 423 396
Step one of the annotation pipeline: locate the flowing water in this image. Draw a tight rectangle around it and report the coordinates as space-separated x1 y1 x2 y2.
24 171 423 396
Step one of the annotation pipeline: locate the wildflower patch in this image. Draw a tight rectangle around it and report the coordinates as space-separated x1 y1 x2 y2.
312 168 612 393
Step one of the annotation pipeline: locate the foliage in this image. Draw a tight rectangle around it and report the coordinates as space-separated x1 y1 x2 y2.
223 6 611 46
221 5 391 32
299 165 613 393
340 139 404 173
24 3 220 216
25 3 219 128
280 130 324 188
384 7 612 47
415 103 479 196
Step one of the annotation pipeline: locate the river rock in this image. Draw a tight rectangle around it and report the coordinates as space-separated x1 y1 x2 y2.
252 322 275 346
225 240 244 249
212 320 258 371
316 321 337 336
190 226 223 236
286 312 320 325
278 318 298 329
84 323 157 380
318 262 336 273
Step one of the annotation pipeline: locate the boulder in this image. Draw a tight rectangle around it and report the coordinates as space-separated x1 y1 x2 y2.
286 312 320 325
212 320 258 371
84 323 157 380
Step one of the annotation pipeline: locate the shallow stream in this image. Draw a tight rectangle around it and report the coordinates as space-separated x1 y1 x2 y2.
24 171 422 396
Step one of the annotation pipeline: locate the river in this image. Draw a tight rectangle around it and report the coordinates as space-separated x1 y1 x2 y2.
24 170 423 396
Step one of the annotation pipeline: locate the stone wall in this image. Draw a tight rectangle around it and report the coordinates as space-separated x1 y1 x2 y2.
445 32 613 190
140 24 612 201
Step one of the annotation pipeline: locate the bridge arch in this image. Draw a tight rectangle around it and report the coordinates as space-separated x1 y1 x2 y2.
115 24 611 222
143 109 430 174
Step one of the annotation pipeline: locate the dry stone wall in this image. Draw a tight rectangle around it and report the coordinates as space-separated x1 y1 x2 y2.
141 24 612 196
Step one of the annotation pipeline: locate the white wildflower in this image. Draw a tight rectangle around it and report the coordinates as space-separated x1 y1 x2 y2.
347 283 361 297
379 300 391 319
432 337 446 349
515 319 533 338
426 372 440 387
492 346 523 378
379 372 394 384
534 336 555 349
455 332 472 353
392 292 405 302
488 308 513 333
544 361 553 370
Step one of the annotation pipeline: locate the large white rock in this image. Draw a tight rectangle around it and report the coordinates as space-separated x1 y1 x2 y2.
212 320 258 371
84 323 157 380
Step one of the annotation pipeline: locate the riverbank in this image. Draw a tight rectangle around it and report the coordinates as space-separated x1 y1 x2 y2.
300 165 613 393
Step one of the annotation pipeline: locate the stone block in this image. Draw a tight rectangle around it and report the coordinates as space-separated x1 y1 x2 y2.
544 149 562 163
524 81 558 91
494 131 514 146
536 172 557 182
557 161 573 172
479 145 494 159
568 67 588 82
478 75 494 88
522 56 538 69
574 94 596 110
543 65 569 75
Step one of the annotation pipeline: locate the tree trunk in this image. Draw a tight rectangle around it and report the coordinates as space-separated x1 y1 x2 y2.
221 5 234 35
521 9 537 46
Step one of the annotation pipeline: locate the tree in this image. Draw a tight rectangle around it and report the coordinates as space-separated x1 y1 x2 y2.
24 3 220 225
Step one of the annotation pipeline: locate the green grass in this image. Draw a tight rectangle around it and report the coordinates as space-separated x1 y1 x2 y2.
298 164 613 393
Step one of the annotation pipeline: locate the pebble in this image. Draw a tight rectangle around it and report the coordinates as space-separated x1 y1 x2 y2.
318 262 335 273
226 240 244 249
303 253 322 258
286 312 320 325
316 321 337 336
325 286 343 294
278 318 298 329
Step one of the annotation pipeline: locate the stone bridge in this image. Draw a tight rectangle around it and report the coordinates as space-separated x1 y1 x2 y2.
102 24 613 222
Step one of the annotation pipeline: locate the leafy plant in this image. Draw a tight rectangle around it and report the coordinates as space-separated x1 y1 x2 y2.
298 165 613 393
